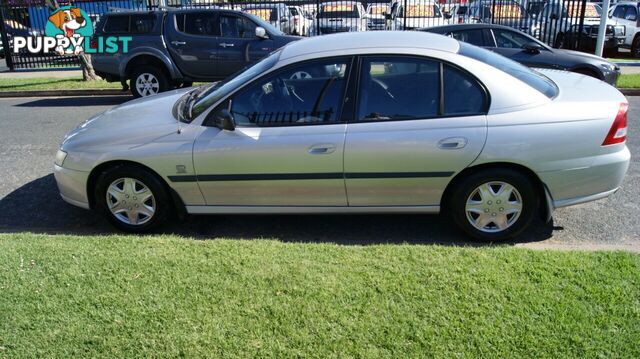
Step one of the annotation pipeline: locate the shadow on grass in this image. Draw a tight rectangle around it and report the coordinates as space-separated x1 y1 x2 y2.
0 174 555 246
0 78 72 90
15 95 130 107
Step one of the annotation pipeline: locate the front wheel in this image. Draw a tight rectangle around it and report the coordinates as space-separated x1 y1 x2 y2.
94 165 171 232
449 169 538 242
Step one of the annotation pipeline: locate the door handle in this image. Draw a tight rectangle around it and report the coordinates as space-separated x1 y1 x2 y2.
308 144 336 154
437 137 468 150
171 40 186 46
219 43 235 48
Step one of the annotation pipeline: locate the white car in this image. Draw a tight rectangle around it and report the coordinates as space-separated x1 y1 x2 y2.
288 5 311 36
385 0 448 30
609 1 640 56
314 1 368 35
54 32 630 241
366 3 389 30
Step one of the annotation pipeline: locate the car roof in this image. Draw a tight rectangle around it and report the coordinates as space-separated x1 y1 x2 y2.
279 31 459 60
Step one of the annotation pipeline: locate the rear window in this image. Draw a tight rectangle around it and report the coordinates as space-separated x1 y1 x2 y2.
103 14 155 34
458 42 558 98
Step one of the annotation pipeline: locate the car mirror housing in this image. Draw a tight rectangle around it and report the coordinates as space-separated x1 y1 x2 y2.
522 42 543 54
255 26 268 39
206 109 236 131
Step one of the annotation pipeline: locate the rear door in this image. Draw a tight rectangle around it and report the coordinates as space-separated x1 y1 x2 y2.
215 13 275 77
344 56 487 206
165 11 220 79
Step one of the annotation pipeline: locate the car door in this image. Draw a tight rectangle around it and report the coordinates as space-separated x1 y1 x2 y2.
343 56 487 206
622 5 639 47
489 28 558 68
165 11 220 79
192 57 353 206
215 13 275 78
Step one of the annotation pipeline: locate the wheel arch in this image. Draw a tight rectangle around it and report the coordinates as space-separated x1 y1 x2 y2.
86 160 186 215
441 162 553 221
123 53 175 81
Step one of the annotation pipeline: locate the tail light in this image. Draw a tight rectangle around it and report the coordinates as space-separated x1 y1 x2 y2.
602 103 628 146
89 39 98 49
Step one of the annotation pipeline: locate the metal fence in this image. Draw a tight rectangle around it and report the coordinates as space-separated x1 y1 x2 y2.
0 0 605 70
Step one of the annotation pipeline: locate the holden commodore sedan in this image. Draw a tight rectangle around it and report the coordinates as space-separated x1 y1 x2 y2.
54 31 630 241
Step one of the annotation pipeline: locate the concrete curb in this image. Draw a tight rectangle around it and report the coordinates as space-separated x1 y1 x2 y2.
620 88 640 96
0 89 130 98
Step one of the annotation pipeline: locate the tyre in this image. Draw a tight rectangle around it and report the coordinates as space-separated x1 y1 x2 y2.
632 36 640 58
449 169 538 242
130 65 170 98
94 164 171 232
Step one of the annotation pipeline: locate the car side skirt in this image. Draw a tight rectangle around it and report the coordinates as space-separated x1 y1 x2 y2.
185 205 440 215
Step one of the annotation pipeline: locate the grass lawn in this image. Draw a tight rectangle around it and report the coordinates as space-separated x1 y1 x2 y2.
0 233 638 357
0 77 123 91
617 73 640 89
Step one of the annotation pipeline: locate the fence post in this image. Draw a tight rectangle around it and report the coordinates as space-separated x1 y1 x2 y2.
575 0 587 52
0 4 15 71
595 0 610 56
316 0 320 36
403 0 407 30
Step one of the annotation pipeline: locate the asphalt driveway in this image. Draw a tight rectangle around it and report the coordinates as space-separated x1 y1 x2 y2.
0 95 638 249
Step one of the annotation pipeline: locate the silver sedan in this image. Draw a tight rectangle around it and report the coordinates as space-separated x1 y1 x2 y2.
54 31 630 241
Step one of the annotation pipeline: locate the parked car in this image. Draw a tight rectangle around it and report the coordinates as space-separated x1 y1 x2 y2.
464 0 536 34
385 0 448 30
537 1 623 53
55 31 630 241
288 5 311 36
608 1 640 56
422 23 620 85
366 3 389 30
91 9 300 98
313 1 368 35
242 3 294 34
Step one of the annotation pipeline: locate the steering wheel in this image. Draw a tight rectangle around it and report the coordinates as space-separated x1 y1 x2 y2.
290 71 313 80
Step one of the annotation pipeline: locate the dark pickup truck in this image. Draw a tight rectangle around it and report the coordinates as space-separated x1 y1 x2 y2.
91 9 300 97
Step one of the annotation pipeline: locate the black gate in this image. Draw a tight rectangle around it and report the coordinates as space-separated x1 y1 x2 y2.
0 0 601 70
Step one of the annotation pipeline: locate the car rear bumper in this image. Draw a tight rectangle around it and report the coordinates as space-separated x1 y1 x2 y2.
54 164 90 209
538 146 630 208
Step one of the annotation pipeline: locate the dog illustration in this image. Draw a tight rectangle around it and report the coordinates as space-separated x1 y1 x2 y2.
48 8 87 55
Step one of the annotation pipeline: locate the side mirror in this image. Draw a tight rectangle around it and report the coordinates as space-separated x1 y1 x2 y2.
522 41 543 54
209 109 236 131
255 26 268 39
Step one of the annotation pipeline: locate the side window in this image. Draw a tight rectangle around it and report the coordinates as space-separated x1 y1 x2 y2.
493 29 530 48
182 12 218 36
104 15 129 33
220 15 256 38
449 30 486 47
624 6 638 20
443 65 486 116
129 14 155 33
229 58 351 126
357 57 439 121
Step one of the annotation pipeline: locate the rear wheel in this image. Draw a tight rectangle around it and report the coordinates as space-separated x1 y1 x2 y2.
130 65 170 98
449 169 538 242
94 165 170 232
632 36 640 58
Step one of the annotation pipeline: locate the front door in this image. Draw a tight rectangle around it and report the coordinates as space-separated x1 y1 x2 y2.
344 56 487 206
193 57 354 206
490 28 558 69
215 13 275 78
165 11 219 79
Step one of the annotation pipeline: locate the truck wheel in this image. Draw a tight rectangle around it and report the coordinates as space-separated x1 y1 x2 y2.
130 66 170 98
632 37 640 58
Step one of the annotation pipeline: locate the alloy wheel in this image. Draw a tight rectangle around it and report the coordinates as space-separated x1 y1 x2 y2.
135 73 160 97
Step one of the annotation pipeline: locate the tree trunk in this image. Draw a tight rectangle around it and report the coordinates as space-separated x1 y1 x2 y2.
78 53 99 81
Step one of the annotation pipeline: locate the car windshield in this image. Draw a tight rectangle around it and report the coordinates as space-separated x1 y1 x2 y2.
458 42 558 98
319 4 360 18
368 5 388 15
181 50 282 122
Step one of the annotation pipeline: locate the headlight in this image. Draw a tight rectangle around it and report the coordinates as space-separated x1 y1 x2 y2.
615 25 626 36
600 63 617 72
55 149 68 167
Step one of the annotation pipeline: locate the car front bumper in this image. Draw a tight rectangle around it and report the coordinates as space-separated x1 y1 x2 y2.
54 164 90 209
